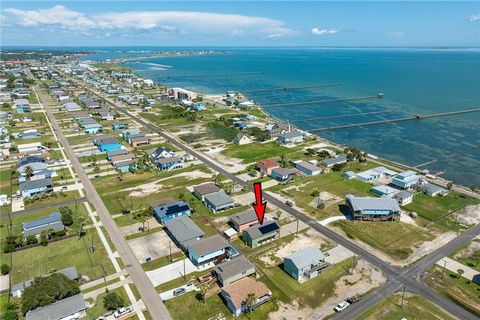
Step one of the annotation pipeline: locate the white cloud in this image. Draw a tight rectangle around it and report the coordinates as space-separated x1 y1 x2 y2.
389 31 405 39
469 14 480 22
3 6 295 39
311 27 339 36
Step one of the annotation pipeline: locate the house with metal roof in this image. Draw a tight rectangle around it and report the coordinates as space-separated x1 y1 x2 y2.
106 148 129 160
64 102 82 112
229 209 259 232
22 212 64 238
94 136 121 152
11 267 78 298
153 201 191 224
346 194 401 221
193 183 220 202
164 215 204 250
221 277 272 317
321 154 348 168
293 160 321 176
19 178 53 198
25 293 87 320
188 234 231 267
214 255 256 287
391 170 420 189
420 183 448 197
17 155 45 168
271 167 297 182
15 98 30 114
277 131 304 145
284 247 329 283
394 190 414 206
204 190 235 213
155 156 183 171
112 122 128 131
371 185 398 197
243 221 280 248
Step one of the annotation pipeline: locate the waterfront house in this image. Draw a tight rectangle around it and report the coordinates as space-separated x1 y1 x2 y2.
277 131 304 145
233 133 251 145
271 167 297 182
293 160 321 176
155 156 183 171
391 171 420 189
355 167 398 183
371 185 398 197
420 183 448 197
321 154 348 168
266 122 290 139
193 102 206 111
19 178 53 198
214 255 256 287
229 209 259 232
394 190 414 206
22 212 64 239
204 190 235 213
221 277 272 317
95 136 122 152
257 159 280 176
346 194 401 221
193 183 220 202
187 234 230 267
25 294 87 320
164 215 204 250
15 99 30 114
153 201 191 224
284 247 329 283
243 221 280 248
112 122 128 131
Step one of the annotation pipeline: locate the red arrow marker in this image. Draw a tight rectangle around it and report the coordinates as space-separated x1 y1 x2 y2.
252 182 267 225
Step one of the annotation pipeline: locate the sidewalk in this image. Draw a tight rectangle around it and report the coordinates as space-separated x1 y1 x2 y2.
436 257 479 280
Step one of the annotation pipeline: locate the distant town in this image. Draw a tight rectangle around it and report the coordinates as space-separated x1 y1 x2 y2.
0 50 479 320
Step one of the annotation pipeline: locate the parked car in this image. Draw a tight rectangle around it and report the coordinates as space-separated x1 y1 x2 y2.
60 186 68 191
285 201 293 207
173 288 186 296
114 306 133 318
346 294 361 304
334 300 350 312
121 210 131 215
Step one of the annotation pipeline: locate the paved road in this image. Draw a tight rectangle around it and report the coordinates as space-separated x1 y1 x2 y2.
36 85 172 320
78 80 480 319
0 197 87 219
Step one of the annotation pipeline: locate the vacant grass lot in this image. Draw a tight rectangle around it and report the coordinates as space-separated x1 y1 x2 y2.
449 239 480 272
358 293 455 320
222 142 293 163
2 231 115 284
332 220 434 260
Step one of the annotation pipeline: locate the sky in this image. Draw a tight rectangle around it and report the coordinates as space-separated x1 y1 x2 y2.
1 1 479 47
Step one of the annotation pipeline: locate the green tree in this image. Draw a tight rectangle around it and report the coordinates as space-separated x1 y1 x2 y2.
446 182 453 190
246 293 257 319
1 264 11 275
24 166 34 178
103 291 124 311
311 190 320 198
457 268 464 279
61 211 73 226
4 310 18 320
25 235 38 245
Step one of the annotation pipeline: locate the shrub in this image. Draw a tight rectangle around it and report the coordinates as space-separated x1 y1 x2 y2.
26 235 38 245
4 310 18 320
61 212 74 226
103 291 125 311
40 235 48 247
1 264 11 275
3 243 15 253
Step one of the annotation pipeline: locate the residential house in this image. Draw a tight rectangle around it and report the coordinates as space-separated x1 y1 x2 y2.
155 156 183 171
19 132 41 140
187 234 231 267
129 134 150 147
113 159 136 173
14 99 30 114
22 212 64 239
229 209 259 232
11 267 78 298
243 221 280 248
394 190 414 206
17 154 44 168
391 171 420 189
25 294 87 320
420 183 448 197
99 110 115 121
153 201 191 224
112 122 128 131
193 102 206 111
214 255 256 287
321 154 348 169
110 153 135 166
355 167 398 183
277 131 304 145
293 160 321 176
204 190 235 213
371 185 398 197
342 171 356 180
257 159 280 176
271 167 297 182
193 183 220 202
83 123 102 134
164 215 204 250
17 142 47 154
233 133 251 145
95 136 121 152
266 122 290 139
221 277 272 317
284 247 328 283
346 195 401 221
146 147 175 162
64 102 82 112
18 162 52 182
19 178 53 198
106 149 129 161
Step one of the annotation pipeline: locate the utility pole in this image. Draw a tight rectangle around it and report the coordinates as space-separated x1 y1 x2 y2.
442 259 447 279
183 258 186 279
351 254 356 275
169 241 172 262
296 218 299 237
400 286 405 308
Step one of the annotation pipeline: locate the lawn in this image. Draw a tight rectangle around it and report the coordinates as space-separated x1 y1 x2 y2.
332 220 434 260
24 191 80 210
357 293 456 320
222 142 292 163
1 230 115 284
449 239 480 272
142 252 186 271
164 291 235 320
86 286 130 319
206 121 239 142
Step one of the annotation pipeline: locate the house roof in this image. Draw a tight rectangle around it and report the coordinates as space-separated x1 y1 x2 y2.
394 190 413 200
271 167 297 176
204 190 234 207
96 136 120 146
214 255 255 281
25 294 86 320
20 178 52 191
257 159 280 169
156 156 182 165
188 234 229 257
222 277 270 308
164 215 204 245
230 209 258 226
154 201 190 219
421 183 446 194
23 212 62 230
193 183 220 196
106 149 128 158
244 221 279 239
346 195 401 213
279 131 303 139
371 185 398 195
294 160 321 172
11 266 78 293
17 155 45 168
110 154 134 163
284 247 325 269
321 154 348 167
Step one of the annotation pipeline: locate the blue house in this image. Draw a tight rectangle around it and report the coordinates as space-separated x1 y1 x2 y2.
15 99 31 114
346 194 401 221
153 201 191 224
271 167 296 182
95 136 122 152
155 156 183 171
84 123 102 134
193 103 206 111
188 234 231 267
19 178 53 198
391 171 420 189
114 159 136 173
112 122 128 131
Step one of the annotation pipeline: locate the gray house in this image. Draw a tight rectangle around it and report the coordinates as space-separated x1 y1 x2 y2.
214 255 256 287
204 190 235 213
163 215 205 250
193 183 220 202
19 178 53 198
25 293 87 320
284 247 328 283
22 212 64 239
277 131 304 145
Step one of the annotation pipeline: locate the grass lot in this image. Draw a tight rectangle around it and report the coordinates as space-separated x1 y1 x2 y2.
357 293 456 320
1 230 115 284
164 291 235 320
206 121 239 142
0 167 14 214
449 239 480 272
24 191 80 210
222 142 293 163
86 286 130 319
142 252 186 271
403 193 477 230
332 220 434 260
424 266 480 317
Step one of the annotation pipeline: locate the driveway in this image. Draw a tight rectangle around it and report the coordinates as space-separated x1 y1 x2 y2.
146 258 202 287
159 283 196 301
128 230 181 263
318 215 348 226
324 244 355 265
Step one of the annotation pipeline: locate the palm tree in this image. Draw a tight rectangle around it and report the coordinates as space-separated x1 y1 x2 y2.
246 293 257 319
447 182 453 190
25 166 33 178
